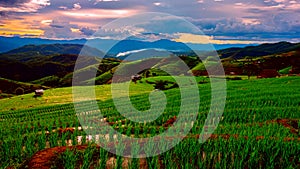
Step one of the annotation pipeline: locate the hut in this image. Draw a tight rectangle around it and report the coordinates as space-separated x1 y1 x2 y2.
131 75 142 84
34 89 44 96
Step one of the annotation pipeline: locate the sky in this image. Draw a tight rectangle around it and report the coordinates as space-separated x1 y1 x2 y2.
0 0 299 44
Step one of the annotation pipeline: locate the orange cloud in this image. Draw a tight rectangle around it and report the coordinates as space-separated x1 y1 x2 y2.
0 19 43 36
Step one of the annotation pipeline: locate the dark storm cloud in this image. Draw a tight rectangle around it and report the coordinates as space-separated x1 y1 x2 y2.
246 8 266 14
0 11 6 16
0 0 30 6
0 0 50 13
50 25 65 29
93 1 141 9
80 27 96 36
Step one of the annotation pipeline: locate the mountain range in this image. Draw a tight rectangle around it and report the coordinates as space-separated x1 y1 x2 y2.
0 40 300 95
0 36 256 54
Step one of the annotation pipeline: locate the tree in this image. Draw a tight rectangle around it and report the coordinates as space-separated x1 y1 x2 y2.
146 80 178 90
243 57 258 79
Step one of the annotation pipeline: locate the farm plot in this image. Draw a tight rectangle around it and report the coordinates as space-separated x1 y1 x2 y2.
0 77 299 168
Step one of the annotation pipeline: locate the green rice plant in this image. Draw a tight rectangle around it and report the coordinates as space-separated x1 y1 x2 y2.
129 141 140 169
60 148 78 169
97 148 108 169
24 134 37 158
81 144 97 169
49 131 59 147
38 130 47 150
115 141 125 169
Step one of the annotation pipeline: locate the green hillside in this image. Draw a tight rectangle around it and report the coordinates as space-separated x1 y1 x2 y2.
1 42 300 89
0 80 154 111
2 44 104 61
218 41 300 59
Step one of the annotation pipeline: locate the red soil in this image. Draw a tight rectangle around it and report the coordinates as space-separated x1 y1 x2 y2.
27 145 88 169
162 116 177 128
275 119 299 135
57 127 75 135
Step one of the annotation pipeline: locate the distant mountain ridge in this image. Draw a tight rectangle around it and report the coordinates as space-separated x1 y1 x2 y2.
218 41 300 59
4 44 84 55
0 36 257 54
2 41 300 61
0 36 86 53
1 43 104 62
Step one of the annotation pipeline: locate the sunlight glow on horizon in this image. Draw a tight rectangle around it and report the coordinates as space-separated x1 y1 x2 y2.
0 20 44 37
173 33 269 44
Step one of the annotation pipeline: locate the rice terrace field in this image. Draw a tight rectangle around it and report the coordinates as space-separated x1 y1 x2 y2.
0 76 299 168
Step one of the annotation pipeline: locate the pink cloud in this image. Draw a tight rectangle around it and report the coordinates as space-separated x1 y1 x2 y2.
60 9 141 19
73 3 82 10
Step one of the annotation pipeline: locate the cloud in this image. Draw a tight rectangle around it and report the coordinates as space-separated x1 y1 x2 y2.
50 24 65 28
60 9 140 19
234 3 243 6
0 0 31 6
95 0 120 2
73 3 81 10
153 2 162 6
152 2 169 7
0 0 299 42
80 27 96 36
0 11 6 16
116 49 148 57
40 19 98 39
173 33 271 44
0 0 50 13
94 0 120 4
0 19 44 36
241 18 261 25
71 28 81 33
43 20 82 39
173 33 211 43
59 6 68 10
41 19 52 26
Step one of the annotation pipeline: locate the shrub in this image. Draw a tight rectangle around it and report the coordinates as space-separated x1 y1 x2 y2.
15 87 25 95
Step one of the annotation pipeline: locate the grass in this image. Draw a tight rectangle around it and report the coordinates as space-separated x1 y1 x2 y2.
0 76 211 111
0 76 299 168
279 66 291 74
0 75 289 111
0 81 154 111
